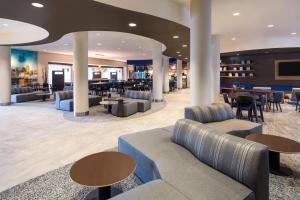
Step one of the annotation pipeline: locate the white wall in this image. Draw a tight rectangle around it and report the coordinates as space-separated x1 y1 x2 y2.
101 67 123 80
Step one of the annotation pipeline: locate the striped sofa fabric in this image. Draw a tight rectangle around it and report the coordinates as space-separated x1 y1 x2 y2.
185 103 235 123
172 119 269 200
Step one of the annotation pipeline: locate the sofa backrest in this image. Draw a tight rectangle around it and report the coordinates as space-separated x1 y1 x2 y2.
124 90 151 101
11 87 33 94
185 103 235 123
172 119 269 200
56 91 73 102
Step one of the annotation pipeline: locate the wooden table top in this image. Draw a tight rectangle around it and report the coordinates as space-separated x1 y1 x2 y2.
246 134 300 153
100 101 119 106
70 152 136 187
229 93 259 100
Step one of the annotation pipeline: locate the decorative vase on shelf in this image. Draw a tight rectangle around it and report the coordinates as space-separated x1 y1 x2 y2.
224 67 227 71
235 73 239 77
233 67 237 71
220 67 223 71
246 60 251 64
241 60 245 64
242 73 246 77
228 73 232 77
249 73 254 77
239 67 243 71
246 66 251 71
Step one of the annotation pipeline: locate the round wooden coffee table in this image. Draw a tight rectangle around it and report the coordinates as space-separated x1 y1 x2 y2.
246 134 300 176
70 152 136 200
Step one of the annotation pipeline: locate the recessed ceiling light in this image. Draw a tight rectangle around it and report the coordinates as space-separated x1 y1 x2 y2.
267 24 274 28
2 23 8 27
129 23 137 27
182 44 188 48
117 47 121 50
121 40 126 44
233 12 240 16
96 33 100 36
97 42 101 46
142 53 147 56
291 32 297 35
138 46 142 49
31 2 44 8
63 43 69 46
231 37 236 41
185 57 188 60
42 49 47 52
178 54 182 57
173 35 179 39
176 51 181 54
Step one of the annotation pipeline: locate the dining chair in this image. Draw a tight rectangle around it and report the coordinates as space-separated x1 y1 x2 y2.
236 95 257 122
295 92 300 112
268 91 284 112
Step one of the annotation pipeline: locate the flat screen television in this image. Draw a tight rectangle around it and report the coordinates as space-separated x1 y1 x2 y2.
278 61 300 76
275 60 300 80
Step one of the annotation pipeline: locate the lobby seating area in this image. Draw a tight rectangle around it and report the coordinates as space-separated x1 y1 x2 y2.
55 91 101 112
1 1 300 200
11 87 50 103
117 118 268 200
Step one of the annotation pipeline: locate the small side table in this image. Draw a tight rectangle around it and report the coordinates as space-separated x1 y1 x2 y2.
70 152 136 200
246 134 300 176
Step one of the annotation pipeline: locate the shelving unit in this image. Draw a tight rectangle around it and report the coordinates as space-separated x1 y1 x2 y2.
220 61 255 79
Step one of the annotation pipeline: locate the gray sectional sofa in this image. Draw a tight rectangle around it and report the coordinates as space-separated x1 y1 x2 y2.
111 100 138 117
184 103 262 138
11 87 49 103
123 90 152 112
114 119 269 200
55 91 101 112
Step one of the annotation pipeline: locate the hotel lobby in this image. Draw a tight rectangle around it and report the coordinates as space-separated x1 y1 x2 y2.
0 0 300 200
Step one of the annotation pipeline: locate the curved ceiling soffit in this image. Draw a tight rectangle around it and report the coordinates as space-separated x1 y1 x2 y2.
0 0 190 59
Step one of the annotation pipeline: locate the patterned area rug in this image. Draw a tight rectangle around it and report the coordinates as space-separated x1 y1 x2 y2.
0 104 299 200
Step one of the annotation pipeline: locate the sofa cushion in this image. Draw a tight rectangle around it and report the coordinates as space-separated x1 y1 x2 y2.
119 128 256 200
172 119 268 200
185 103 235 123
59 99 74 111
110 180 189 200
207 119 263 138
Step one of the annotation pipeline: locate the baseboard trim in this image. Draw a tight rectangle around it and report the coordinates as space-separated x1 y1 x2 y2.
0 102 11 106
74 111 89 117
153 99 164 102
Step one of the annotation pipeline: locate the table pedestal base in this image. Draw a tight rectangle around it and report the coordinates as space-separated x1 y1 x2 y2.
84 186 111 200
269 151 292 176
98 186 111 200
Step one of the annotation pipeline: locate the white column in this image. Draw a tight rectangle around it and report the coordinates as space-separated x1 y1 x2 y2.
152 42 163 102
123 65 128 80
73 32 89 117
187 62 190 88
190 0 213 106
211 34 221 103
162 56 170 93
0 46 11 106
177 59 183 89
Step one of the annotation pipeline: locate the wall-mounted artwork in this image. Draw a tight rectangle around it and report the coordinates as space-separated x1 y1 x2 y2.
11 49 38 85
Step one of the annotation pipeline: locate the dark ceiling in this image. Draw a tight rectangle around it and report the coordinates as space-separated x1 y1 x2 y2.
0 0 190 60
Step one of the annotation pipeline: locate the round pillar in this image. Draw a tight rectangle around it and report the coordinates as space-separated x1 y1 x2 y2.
187 62 190 88
177 59 183 89
162 56 170 93
73 32 89 117
211 34 221 103
152 42 163 102
190 0 213 106
123 66 128 80
0 46 11 106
